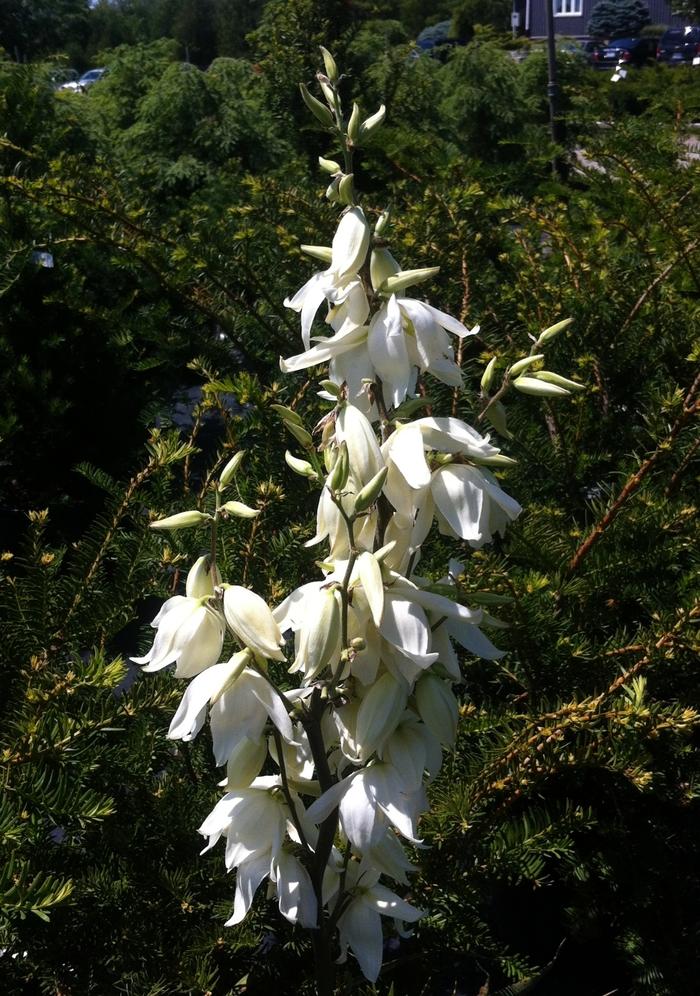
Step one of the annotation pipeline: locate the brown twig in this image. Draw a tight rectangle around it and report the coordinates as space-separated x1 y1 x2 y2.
564 371 700 578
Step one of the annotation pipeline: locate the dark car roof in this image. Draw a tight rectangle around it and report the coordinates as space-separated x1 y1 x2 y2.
661 26 700 39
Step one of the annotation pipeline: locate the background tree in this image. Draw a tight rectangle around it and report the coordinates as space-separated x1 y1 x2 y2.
588 0 651 38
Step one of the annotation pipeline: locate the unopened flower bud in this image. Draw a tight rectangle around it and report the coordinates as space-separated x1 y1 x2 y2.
374 209 390 235
318 156 341 174
538 317 574 343
220 500 260 519
531 371 585 392
350 637 366 651
347 102 361 143
513 376 570 398
219 450 246 488
300 244 333 263
319 379 341 397
285 450 318 478
299 83 334 127
328 441 350 492
359 104 386 141
480 356 498 393
284 420 314 448
150 510 212 531
379 267 440 295
319 46 338 82
370 247 401 291
353 466 388 513
270 403 304 427
508 354 544 378
319 80 335 106
338 173 355 206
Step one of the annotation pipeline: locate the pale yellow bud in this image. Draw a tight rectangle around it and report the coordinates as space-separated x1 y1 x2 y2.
300 244 333 263
359 104 386 141
538 317 574 343
150 510 212 531
513 376 570 398
318 156 341 174
220 500 259 519
379 267 440 295
219 450 246 488
285 450 318 479
508 354 544 378
531 371 586 392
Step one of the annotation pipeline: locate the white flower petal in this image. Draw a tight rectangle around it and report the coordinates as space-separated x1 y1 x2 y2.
225 851 271 926
338 900 383 982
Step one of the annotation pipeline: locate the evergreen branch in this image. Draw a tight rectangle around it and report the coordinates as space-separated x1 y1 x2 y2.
564 370 700 577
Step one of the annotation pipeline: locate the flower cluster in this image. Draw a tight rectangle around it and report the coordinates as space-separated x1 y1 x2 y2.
133 50 576 990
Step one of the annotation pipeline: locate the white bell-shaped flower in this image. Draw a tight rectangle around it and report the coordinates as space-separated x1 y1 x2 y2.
131 594 224 679
336 862 423 982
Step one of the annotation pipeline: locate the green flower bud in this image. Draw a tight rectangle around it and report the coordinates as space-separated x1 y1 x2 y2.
220 500 260 518
508 354 544 378
319 379 341 397
480 356 498 393
370 247 401 291
379 266 440 295
538 317 574 343
353 466 388 513
319 46 339 82
513 376 570 398
299 83 334 128
318 156 341 174
359 104 386 141
271 403 304 427
347 102 361 143
531 371 586 392
328 441 350 492
338 173 355 206
219 450 246 488
284 420 314 448
300 244 333 263
150 510 212 531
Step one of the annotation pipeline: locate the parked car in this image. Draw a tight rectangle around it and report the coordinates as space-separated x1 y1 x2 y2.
594 37 658 69
49 68 78 90
58 68 106 93
656 26 700 65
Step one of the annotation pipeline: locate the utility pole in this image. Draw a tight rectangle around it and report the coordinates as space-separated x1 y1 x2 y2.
545 1 567 179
